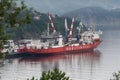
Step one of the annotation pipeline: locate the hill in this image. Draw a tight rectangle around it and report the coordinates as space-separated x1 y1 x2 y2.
62 7 120 30
6 11 80 40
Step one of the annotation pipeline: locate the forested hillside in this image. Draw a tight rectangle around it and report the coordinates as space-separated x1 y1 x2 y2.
6 11 79 40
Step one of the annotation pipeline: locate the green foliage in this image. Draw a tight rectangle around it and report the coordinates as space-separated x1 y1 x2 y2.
0 0 31 27
27 68 71 80
110 71 120 80
0 52 4 58
0 0 31 58
0 24 7 48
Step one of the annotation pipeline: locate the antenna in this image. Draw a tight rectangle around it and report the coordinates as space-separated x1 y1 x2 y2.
79 22 83 27
48 13 56 32
79 21 84 33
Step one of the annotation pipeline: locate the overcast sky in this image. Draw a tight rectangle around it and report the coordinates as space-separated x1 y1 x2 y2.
25 0 120 15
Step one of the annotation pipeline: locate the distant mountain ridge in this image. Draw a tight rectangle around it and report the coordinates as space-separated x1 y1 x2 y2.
62 7 120 28
25 0 120 15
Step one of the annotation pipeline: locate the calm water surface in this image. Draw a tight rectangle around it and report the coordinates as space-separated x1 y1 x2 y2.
0 30 120 80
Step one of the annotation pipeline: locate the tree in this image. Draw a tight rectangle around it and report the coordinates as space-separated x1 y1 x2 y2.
27 68 71 80
0 0 31 58
110 71 120 80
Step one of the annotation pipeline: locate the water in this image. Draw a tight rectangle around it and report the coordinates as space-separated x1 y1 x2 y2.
0 30 120 80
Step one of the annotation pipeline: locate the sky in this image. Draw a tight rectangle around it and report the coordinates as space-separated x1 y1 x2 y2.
25 0 120 15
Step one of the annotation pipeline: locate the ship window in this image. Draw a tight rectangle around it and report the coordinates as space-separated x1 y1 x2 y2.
27 41 31 44
55 41 58 45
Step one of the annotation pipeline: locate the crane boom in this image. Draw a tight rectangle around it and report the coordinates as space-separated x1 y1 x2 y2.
48 13 56 32
69 17 74 41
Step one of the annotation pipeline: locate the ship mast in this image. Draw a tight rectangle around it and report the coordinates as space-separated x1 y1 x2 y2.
48 13 56 33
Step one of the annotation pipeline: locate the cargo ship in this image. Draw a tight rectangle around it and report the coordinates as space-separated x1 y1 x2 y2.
17 13 102 55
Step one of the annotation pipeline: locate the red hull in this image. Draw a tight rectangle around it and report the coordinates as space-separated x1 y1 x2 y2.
17 41 101 54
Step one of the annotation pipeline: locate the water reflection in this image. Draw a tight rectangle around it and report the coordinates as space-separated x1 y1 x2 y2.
0 50 101 80
19 50 101 62
18 50 101 78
